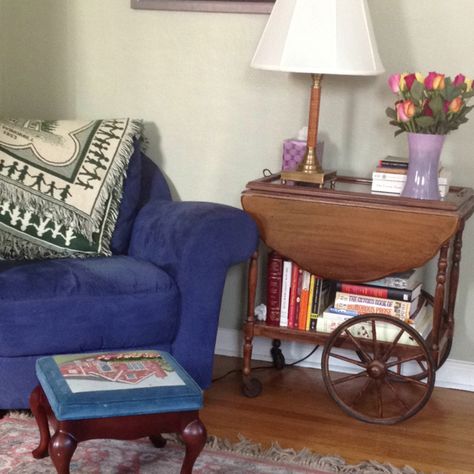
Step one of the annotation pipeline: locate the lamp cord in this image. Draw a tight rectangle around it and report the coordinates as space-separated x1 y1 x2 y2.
211 344 320 384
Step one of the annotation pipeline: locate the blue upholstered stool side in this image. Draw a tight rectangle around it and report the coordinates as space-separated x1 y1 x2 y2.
35 350 203 421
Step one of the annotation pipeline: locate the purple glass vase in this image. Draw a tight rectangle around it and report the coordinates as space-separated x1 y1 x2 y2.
401 133 446 200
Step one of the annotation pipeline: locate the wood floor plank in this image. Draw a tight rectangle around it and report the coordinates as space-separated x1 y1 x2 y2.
201 356 474 474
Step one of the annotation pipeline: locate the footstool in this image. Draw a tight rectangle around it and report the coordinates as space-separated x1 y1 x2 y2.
30 350 206 474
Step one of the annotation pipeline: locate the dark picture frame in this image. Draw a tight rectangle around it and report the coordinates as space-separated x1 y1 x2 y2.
131 0 274 14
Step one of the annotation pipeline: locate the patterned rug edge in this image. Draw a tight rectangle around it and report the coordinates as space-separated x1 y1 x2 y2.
4 411 423 474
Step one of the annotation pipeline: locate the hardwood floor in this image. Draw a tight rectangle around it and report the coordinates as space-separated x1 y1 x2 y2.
201 355 474 474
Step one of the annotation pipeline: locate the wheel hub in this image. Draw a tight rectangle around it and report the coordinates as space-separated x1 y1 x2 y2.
366 360 386 379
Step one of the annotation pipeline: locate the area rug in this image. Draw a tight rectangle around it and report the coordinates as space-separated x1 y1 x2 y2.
0 414 420 474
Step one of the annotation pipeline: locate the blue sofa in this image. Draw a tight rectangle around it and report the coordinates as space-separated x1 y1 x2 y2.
0 149 258 409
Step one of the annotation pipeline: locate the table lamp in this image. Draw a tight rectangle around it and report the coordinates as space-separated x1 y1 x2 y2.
251 0 384 185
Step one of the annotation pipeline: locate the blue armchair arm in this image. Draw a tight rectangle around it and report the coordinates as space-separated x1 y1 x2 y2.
128 199 258 388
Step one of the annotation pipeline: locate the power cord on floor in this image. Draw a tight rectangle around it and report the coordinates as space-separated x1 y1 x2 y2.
211 344 320 383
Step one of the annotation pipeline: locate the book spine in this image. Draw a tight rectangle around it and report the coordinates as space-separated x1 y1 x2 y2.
326 306 359 316
373 171 448 186
310 277 322 316
316 280 333 314
265 252 283 326
336 282 417 302
279 260 292 327
378 160 409 169
305 275 316 331
334 291 412 320
293 268 304 329
372 179 448 197
287 264 301 328
297 270 311 330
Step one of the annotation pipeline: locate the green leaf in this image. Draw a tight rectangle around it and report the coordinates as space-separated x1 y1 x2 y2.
410 80 424 102
385 107 397 119
394 129 405 137
445 84 458 101
429 95 444 114
415 116 436 128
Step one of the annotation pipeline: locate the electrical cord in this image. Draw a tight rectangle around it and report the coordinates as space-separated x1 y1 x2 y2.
211 344 320 383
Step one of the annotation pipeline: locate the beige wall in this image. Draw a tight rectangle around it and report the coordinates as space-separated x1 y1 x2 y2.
1 0 474 362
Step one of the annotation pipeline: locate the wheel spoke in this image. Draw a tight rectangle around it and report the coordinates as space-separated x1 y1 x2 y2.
382 328 405 362
386 353 426 368
385 379 410 410
375 380 384 418
371 319 378 358
347 377 373 408
332 371 368 386
344 329 373 363
387 370 429 388
328 351 367 369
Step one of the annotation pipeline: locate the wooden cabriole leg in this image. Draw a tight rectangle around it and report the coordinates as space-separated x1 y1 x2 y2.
243 251 258 378
49 427 77 474
179 418 207 474
432 242 450 365
30 385 51 459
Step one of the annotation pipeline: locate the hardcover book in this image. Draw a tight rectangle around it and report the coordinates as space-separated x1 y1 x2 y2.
367 268 423 290
279 260 293 328
319 300 431 344
297 270 311 330
287 264 301 329
334 291 419 321
266 251 283 326
336 281 422 302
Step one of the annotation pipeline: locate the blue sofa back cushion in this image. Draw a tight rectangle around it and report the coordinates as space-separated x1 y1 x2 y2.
0 256 179 357
109 142 142 255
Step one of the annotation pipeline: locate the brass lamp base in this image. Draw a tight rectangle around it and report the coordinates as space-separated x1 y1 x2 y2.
281 169 337 185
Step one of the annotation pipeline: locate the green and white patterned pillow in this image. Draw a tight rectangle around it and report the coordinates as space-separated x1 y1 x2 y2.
0 118 142 259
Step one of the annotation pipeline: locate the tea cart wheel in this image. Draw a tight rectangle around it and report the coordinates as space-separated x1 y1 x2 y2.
242 376 262 398
321 314 435 425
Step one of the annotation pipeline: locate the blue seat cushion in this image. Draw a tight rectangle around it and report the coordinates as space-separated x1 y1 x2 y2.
36 350 203 420
0 256 179 357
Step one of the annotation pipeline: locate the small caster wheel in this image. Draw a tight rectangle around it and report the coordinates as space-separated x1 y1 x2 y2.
271 339 286 370
241 377 262 398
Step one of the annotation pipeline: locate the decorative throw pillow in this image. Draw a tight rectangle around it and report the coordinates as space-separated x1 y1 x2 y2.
0 118 142 259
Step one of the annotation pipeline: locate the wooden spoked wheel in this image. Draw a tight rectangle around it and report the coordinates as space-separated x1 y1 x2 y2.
321 314 435 425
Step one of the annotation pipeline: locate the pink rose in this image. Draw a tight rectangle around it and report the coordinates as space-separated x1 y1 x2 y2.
425 72 445 90
396 100 415 122
454 74 466 87
388 74 401 93
404 73 417 90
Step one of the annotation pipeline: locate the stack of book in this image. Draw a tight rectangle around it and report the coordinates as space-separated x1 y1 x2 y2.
317 268 431 344
265 252 333 331
371 156 450 197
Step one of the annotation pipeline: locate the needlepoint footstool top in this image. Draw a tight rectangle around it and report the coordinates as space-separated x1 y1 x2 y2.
35 350 203 421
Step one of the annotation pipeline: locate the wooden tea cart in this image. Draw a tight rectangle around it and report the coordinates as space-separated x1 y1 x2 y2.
241 174 474 424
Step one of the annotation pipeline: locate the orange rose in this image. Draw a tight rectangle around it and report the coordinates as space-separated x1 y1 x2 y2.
448 96 463 113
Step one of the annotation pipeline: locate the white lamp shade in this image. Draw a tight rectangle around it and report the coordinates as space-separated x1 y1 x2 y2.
251 0 384 76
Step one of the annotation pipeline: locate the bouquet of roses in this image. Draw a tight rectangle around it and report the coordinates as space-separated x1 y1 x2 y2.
386 72 474 135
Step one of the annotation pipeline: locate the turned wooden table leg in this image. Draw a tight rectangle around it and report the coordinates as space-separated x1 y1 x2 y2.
432 242 449 365
30 385 50 459
243 251 258 378
447 223 464 334
180 418 207 474
49 429 77 474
